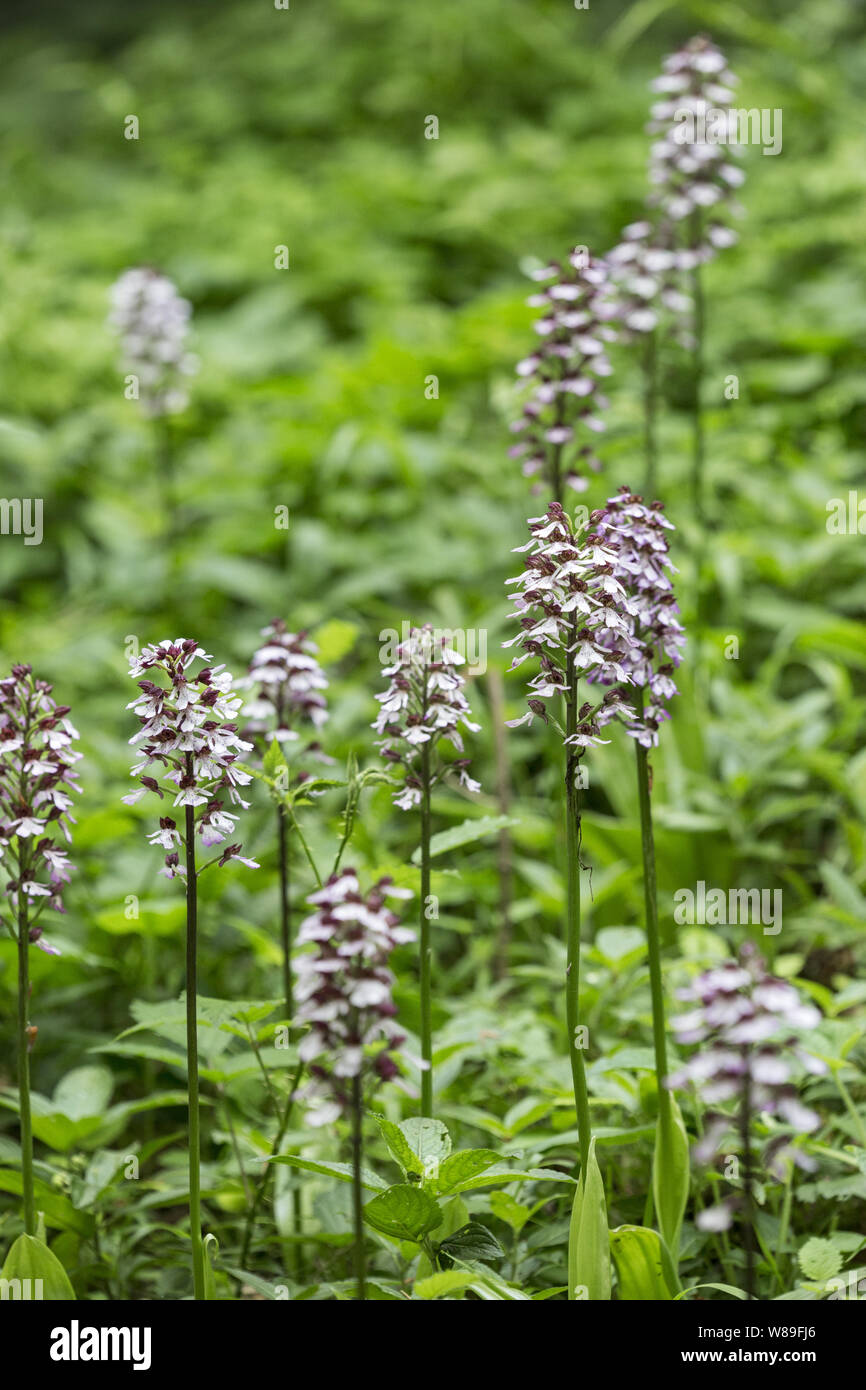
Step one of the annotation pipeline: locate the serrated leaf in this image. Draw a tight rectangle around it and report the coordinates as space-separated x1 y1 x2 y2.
397 1117 451 1173
410 815 520 863
413 1270 474 1300
798 1236 843 1282
375 1114 424 1177
363 1184 442 1242
436 1221 504 1266
431 1149 500 1195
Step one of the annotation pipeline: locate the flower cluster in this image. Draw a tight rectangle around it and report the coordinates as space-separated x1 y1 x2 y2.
373 625 480 811
124 639 257 877
108 267 198 417
503 502 636 749
237 620 329 745
647 35 744 263
510 250 617 495
0 667 81 953
296 870 414 1126
595 488 685 747
606 219 691 340
668 944 825 1229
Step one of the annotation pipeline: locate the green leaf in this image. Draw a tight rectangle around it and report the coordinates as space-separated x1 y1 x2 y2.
453 1164 575 1193
268 1155 387 1191
374 1114 424 1177
413 1270 475 1300
363 1184 442 1242
263 738 289 780
653 1097 689 1261
610 1225 679 1300
488 1191 530 1232
410 815 520 863
1 1233 76 1300
436 1221 504 1266
52 1065 113 1122
311 619 359 665
431 1149 500 1195
203 1233 219 1300
397 1117 451 1174
0 1172 94 1238
568 1139 611 1301
798 1236 843 1282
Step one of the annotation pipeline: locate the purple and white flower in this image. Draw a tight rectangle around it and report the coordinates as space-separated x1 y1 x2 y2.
295 869 414 1126
237 620 328 746
510 250 617 495
108 267 198 417
124 638 257 876
0 665 82 953
373 625 480 811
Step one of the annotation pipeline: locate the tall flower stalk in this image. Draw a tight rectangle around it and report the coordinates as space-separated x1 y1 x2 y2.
668 945 825 1298
504 504 635 1171
373 625 479 1117
511 250 617 502
647 35 744 521
108 268 198 526
238 620 329 1025
124 638 258 1298
296 870 414 1298
595 489 688 1252
0 667 81 1235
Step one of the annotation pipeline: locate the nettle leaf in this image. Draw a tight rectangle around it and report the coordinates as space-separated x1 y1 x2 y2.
1 1234 76 1300
262 738 289 780
452 1163 575 1194
431 1149 500 1195
798 1236 843 1282
375 1114 424 1177
363 1184 442 1243
397 1117 452 1176
436 1221 504 1267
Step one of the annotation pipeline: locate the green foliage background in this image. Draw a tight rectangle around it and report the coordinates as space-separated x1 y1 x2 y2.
1 0 865 1297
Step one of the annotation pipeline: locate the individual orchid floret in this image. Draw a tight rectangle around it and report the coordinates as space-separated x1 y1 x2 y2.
594 488 686 748
295 869 415 1126
647 35 745 267
510 249 617 496
0 666 82 954
124 638 257 876
373 624 481 811
668 943 826 1231
108 267 198 417
236 620 328 745
503 502 637 750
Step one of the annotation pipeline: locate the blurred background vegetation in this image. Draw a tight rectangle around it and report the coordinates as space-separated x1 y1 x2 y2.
1 0 866 1279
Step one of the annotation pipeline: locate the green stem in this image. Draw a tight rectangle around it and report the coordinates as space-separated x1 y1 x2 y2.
690 211 705 524
634 724 669 1114
643 327 658 499
740 1050 756 1300
185 802 205 1300
239 1060 304 1270
277 806 292 1025
565 643 592 1176
351 1073 366 1300
16 897 35 1235
419 743 433 1118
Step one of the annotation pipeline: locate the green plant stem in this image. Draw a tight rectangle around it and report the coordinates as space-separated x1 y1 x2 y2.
690 211 706 524
419 742 433 1117
643 327 658 499
277 806 292 1026
739 1049 756 1300
351 1073 367 1300
565 644 592 1176
16 896 35 1236
185 802 205 1300
634 720 670 1118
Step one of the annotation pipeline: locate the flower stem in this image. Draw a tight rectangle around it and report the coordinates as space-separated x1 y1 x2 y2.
739 1048 756 1299
350 1073 367 1300
565 644 592 1176
16 898 35 1236
419 743 433 1118
185 803 205 1300
239 1059 304 1269
634 722 670 1116
277 806 292 1025
690 211 706 524
643 327 658 499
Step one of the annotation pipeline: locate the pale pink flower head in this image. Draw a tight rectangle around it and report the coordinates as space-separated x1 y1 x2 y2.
0 665 82 952
124 639 257 877
295 869 414 1125
373 624 480 811
237 619 328 746
108 267 198 417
